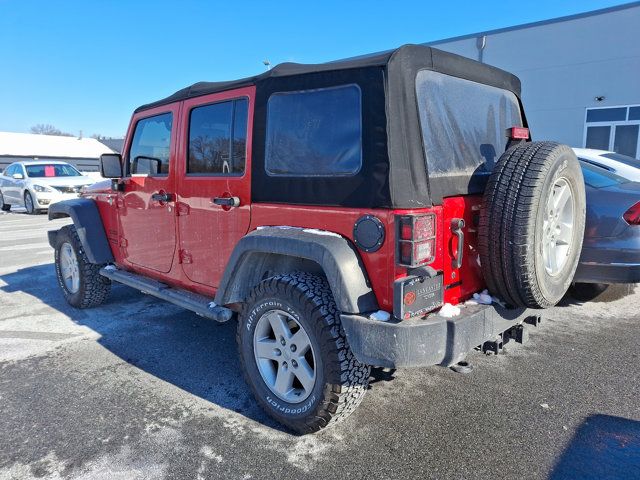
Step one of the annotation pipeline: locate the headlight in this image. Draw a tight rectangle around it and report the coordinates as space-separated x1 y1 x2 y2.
32 184 50 192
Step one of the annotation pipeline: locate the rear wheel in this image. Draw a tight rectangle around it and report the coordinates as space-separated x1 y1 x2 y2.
0 191 10 211
24 191 36 214
479 141 586 308
237 272 370 434
54 225 111 308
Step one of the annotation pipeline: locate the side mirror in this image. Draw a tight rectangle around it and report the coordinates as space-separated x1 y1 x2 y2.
100 153 123 178
12 173 24 180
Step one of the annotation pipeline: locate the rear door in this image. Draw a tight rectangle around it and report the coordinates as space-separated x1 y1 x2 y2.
176 86 254 287
118 104 180 273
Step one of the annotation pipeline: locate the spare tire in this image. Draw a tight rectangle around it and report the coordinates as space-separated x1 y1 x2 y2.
479 141 585 308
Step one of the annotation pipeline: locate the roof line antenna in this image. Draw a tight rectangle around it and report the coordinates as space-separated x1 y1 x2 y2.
263 60 271 71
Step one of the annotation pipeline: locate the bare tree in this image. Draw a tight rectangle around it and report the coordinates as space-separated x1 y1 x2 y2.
30 124 73 137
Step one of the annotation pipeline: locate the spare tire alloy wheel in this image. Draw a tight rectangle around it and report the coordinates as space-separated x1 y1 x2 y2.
238 272 370 434
479 141 586 308
543 178 574 276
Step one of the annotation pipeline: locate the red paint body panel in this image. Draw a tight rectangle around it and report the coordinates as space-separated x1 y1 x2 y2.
249 204 398 310
441 196 485 304
118 102 181 273
176 87 255 288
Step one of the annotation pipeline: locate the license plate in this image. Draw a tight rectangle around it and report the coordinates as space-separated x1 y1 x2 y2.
393 274 444 320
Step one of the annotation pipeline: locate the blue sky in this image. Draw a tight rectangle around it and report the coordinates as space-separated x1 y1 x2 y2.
0 0 627 138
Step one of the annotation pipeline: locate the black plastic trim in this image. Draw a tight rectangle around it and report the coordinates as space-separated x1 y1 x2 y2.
48 198 114 264
341 304 531 368
214 227 378 313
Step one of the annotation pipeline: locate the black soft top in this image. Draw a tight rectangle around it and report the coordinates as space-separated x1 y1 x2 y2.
136 44 520 113
135 45 524 208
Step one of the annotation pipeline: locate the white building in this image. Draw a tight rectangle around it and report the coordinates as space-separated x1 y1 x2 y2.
0 132 114 172
427 2 640 159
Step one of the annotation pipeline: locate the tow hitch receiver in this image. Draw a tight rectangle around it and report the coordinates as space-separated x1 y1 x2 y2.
482 322 532 354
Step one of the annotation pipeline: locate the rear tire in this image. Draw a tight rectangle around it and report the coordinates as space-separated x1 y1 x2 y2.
54 225 111 308
479 141 586 308
237 272 370 434
0 191 10 211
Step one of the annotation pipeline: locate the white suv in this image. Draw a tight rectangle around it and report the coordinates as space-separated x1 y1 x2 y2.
0 161 96 214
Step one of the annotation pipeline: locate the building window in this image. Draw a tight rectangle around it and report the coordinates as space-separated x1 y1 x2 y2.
584 105 640 159
265 84 362 177
187 98 248 175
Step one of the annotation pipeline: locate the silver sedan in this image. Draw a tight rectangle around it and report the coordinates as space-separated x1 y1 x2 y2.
0 161 96 214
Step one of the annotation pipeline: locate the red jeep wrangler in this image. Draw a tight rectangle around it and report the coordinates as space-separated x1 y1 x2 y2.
48 45 585 433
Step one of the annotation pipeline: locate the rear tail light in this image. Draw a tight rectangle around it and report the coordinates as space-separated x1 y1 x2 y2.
396 214 436 267
623 201 640 225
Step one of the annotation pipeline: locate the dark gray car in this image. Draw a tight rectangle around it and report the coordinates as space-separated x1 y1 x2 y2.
570 155 640 299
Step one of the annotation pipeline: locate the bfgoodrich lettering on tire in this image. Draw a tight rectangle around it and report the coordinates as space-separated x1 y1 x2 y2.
479 141 586 308
237 272 370 434
54 225 111 308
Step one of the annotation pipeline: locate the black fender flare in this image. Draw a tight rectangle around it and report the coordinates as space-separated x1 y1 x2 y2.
48 198 114 264
214 227 379 314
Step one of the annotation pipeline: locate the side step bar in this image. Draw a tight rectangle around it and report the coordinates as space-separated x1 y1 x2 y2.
99 267 234 323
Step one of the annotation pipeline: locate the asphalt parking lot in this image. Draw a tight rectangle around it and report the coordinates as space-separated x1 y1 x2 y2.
0 211 639 480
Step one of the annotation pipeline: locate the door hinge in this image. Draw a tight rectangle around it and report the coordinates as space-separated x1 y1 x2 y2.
179 249 193 264
176 202 190 216
116 197 125 209
119 237 128 247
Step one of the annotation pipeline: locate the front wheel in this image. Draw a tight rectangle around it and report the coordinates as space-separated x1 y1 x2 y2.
237 272 370 434
54 225 111 308
24 191 37 214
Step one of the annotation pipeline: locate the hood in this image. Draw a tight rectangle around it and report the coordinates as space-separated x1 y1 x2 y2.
83 179 112 194
28 176 96 187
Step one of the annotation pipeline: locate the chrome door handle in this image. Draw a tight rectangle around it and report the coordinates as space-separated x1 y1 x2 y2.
151 192 174 203
212 196 240 208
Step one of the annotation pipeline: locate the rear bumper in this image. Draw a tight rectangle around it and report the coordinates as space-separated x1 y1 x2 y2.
573 261 640 284
341 304 534 368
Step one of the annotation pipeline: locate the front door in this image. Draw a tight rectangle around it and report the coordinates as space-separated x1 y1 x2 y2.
2 165 18 202
176 87 254 287
119 104 180 273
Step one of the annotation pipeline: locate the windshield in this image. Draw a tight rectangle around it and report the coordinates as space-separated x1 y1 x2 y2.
25 164 82 178
416 70 523 177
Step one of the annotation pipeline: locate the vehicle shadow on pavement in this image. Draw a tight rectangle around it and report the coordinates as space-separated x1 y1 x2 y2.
0 263 290 434
558 284 637 307
549 414 640 479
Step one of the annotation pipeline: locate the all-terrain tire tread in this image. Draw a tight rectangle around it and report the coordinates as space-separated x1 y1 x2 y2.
55 225 111 308
237 272 370 434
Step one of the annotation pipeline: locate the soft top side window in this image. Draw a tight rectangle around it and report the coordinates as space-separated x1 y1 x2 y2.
127 112 173 176
265 84 362 177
